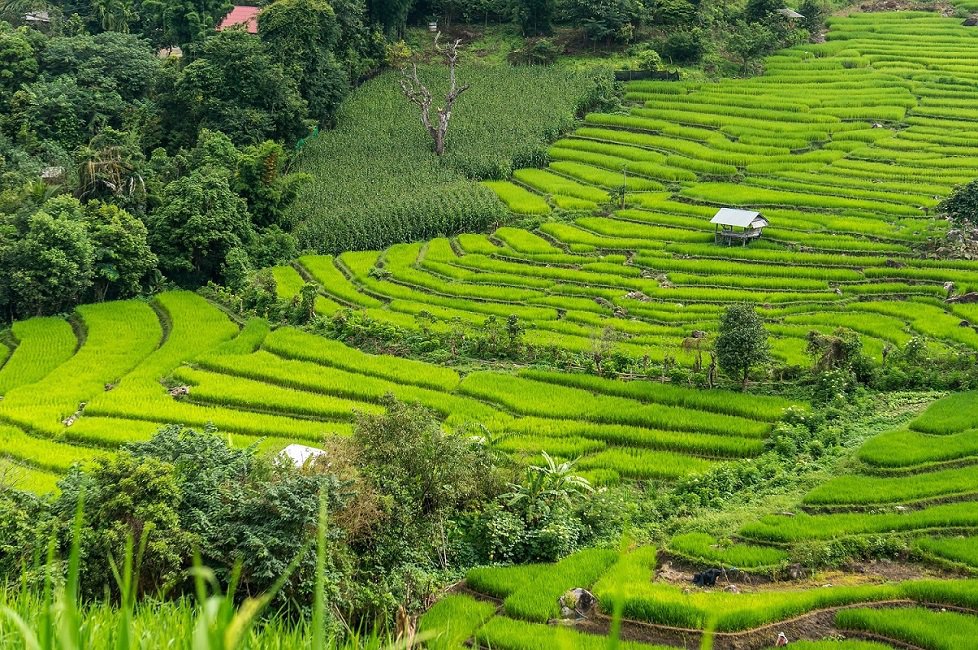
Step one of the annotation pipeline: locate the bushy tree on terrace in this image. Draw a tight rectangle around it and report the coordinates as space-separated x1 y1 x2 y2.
146 167 254 287
715 303 770 389
174 29 307 147
560 0 644 44
726 20 775 75
0 200 94 317
939 179 978 229
744 0 785 22
84 200 158 301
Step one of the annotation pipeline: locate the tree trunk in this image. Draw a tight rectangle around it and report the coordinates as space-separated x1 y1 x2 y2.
399 34 470 158
433 128 445 156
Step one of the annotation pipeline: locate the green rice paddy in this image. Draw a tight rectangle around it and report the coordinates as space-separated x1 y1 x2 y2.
0 290 791 492
273 9 978 369
6 7 978 649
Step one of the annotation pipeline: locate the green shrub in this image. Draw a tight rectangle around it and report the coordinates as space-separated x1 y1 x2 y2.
657 27 704 63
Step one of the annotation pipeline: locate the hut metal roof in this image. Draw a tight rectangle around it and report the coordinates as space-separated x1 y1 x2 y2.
711 208 768 228
279 443 326 467
777 7 805 18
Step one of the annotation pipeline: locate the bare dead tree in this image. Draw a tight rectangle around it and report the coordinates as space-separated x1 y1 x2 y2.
399 33 470 156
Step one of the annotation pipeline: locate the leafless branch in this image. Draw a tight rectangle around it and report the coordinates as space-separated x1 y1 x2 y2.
398 32 470 156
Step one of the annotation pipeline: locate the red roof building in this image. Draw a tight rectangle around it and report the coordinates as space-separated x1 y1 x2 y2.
217 5 261 34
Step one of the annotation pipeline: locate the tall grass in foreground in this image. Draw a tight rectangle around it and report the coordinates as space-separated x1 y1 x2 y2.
0 494 406 650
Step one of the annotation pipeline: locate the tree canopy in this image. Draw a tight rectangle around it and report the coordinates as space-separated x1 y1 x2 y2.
939 179 978 228
139 0 233 47
147 167 254 287
259 0 349 127
175 30 307 147
0 195 156 318
715 303 770 388
0 204 94 317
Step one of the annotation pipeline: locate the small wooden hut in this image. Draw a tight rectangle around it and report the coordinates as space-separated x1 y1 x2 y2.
711 208 769 246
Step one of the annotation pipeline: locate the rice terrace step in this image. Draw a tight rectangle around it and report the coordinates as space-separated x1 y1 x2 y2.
4 1 978 648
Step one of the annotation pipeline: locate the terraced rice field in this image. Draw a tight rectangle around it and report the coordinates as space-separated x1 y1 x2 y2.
421 402 978 647
0 291 795 492
418 544 978 649
7 3 978 638
733 390 978 565
3 7 978 648
270 10 978 368
413 331 978 647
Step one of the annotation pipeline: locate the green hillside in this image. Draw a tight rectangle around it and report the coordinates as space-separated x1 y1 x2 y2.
5 3 978 649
